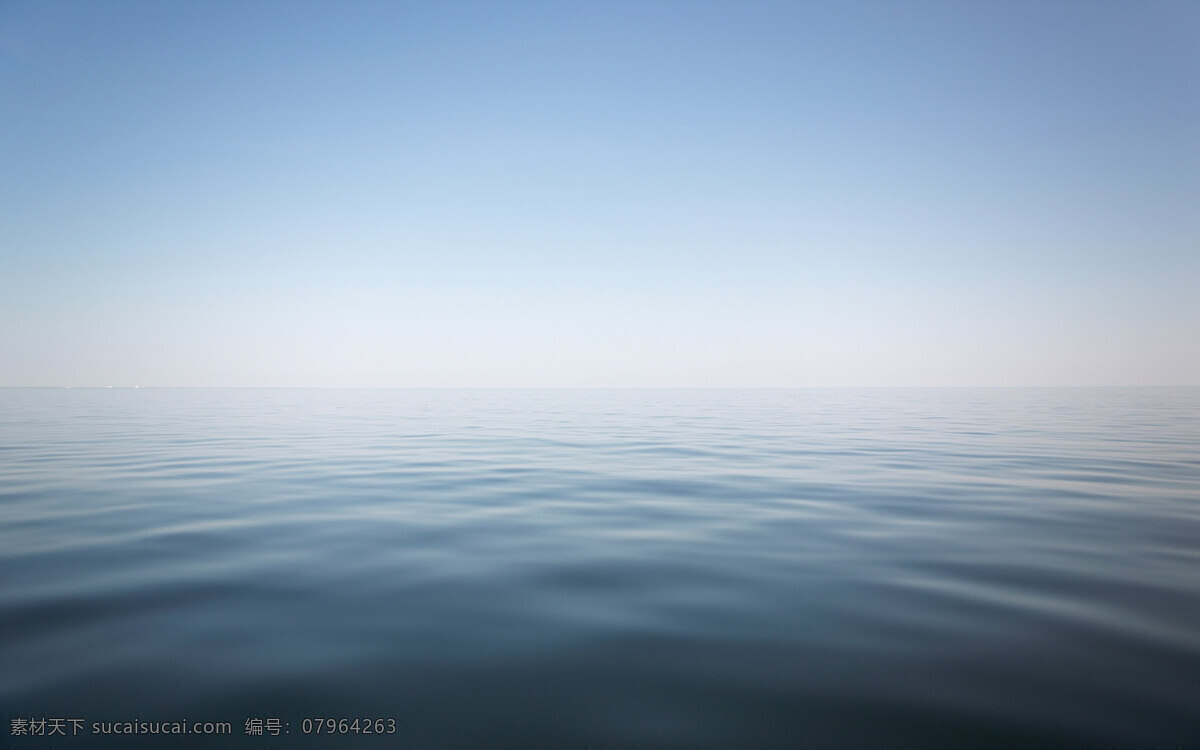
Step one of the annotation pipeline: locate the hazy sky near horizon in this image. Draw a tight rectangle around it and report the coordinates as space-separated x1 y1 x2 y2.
2 0 1197 387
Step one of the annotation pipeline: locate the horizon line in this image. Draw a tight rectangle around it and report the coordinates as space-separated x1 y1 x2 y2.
3 385 1198 390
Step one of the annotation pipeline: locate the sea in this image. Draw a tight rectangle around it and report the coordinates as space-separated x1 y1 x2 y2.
2 387 1198 748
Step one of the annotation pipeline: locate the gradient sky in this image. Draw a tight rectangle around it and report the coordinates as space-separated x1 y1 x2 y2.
2 0 1197 387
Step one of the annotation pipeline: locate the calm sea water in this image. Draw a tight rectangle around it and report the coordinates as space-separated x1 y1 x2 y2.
2 388 1198 748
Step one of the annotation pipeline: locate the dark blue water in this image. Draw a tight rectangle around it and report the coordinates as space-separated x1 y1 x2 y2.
2 388 1198 748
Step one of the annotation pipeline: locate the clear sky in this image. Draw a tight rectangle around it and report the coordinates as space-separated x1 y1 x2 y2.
2 0 1197 387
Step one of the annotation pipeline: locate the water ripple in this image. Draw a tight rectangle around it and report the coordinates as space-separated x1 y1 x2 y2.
2 388 1198 747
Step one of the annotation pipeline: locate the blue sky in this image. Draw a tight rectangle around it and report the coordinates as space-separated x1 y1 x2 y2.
2 0 1197 386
